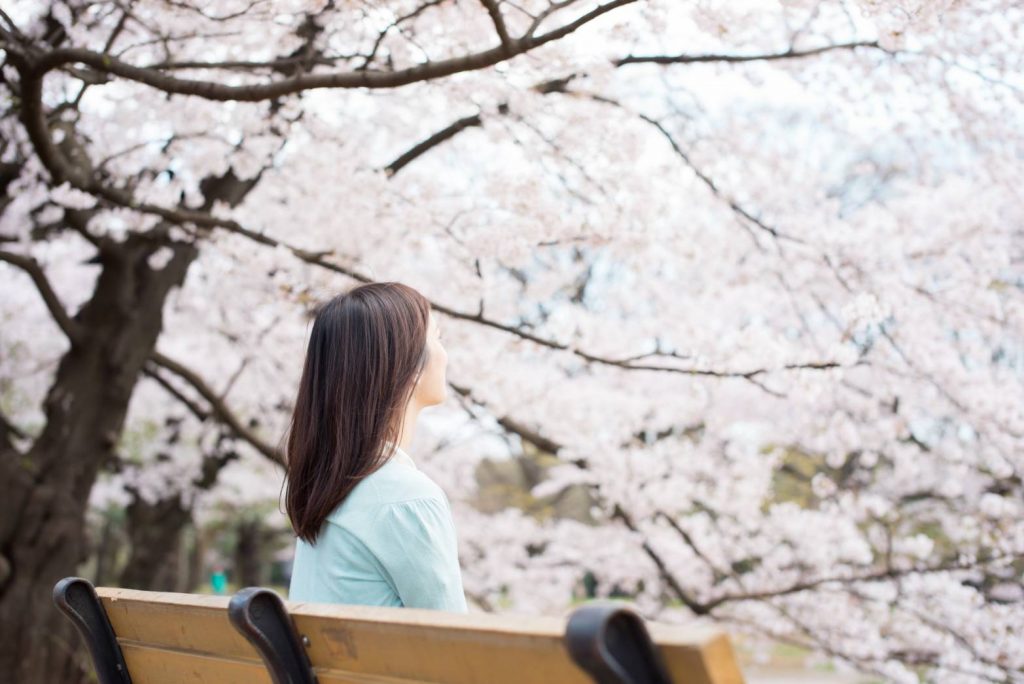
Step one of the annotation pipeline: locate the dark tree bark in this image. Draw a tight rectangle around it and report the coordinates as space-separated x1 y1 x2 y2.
91 510 121 587
0 232 197 683
118 491 190 591
234 518 266 588
185 524 205 594
118 447 240 592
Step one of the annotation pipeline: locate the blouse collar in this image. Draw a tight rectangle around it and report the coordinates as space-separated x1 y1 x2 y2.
384 441 418 470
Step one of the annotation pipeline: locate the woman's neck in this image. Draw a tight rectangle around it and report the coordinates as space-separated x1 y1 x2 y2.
395 400 422 453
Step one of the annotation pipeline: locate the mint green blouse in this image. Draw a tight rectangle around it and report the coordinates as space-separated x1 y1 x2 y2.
287 444 468 613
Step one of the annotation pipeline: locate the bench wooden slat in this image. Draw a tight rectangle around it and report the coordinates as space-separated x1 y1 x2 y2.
117 642 272 684
291 611 590 683
648 624 746 684
99 590 257 660
96 588 745 683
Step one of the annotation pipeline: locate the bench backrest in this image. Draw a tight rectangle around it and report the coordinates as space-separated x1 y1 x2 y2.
54 577 746 684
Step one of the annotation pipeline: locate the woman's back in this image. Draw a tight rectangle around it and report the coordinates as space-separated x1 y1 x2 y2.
287 446 468 612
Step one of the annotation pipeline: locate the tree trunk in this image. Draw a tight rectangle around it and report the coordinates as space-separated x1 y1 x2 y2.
118 491 190 591
119 446 240 591
92 510 120 587
0 233 197 683
234 518 266 588
185 524 205 593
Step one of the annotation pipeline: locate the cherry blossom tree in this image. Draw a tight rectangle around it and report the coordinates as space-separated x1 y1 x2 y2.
1 1 1022 682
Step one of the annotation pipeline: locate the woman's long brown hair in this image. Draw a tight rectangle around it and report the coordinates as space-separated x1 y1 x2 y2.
284 282 431 544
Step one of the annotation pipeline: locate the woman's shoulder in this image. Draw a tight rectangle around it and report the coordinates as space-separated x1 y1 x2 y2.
326 457 446 525
370 457 447 504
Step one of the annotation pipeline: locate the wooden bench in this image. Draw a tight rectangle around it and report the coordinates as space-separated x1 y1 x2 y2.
54 576 746 683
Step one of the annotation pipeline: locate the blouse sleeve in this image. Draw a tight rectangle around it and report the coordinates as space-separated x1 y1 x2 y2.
369 496 468 613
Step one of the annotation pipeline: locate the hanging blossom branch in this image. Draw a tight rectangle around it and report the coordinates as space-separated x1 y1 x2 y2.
610 501 1024 617
443 382 1021 680
613 39 889 66
380 38 901 248
384 37 896 182
10 62 846 385
549 84 802 243
440 390 1023 629
5 15 871 388
5 0 637 101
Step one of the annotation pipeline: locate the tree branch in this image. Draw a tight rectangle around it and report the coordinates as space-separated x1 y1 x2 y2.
143 365 210 422
614 40 886 67
357 0 449 71
144 53 355 72
449 381 566 456
610 502 711 614
654 509 731 585
12 16 845 389
14 79 847 383
479 0 513 54
22 0 637 102
0 250 83 344
436 301 843 380
535 79 801 243
148 351 284 466
385 112 484 177
699 552 1024 613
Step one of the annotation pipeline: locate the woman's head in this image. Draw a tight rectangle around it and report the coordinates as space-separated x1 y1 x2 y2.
284 281 447 543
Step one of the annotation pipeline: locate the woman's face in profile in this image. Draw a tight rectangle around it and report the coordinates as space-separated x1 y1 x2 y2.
414 311 448 407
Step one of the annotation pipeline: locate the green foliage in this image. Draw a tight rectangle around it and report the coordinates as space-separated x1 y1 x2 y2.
116 418 162 465
767 446 827 510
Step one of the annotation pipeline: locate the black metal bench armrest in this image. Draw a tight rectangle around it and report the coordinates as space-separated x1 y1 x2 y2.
53 576 132 684
229 586 318 684
565 602 674 684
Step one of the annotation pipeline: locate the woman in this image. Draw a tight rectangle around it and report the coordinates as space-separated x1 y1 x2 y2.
284 282 468 612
